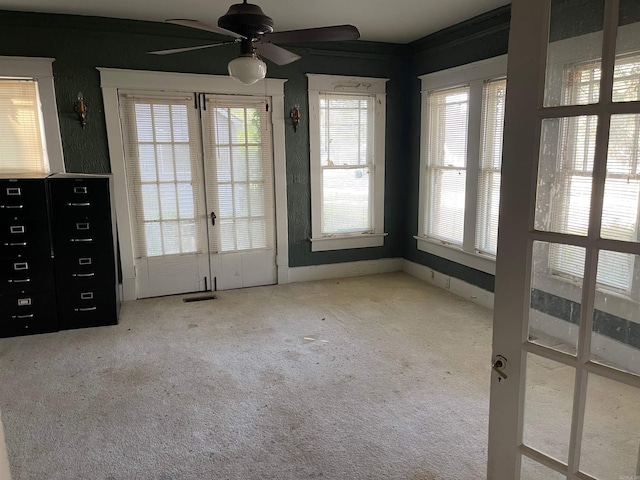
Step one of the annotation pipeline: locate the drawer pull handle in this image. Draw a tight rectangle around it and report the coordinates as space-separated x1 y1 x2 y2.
14 314 34 319
13 262 29 271
8 278 30 283
10 225 25 234
5 242 27 247
73 272 95 277
67 202 91 207
6 187 22 196
1 204 24 209
75 306 97 312
73 187 88 194
70 238 93 243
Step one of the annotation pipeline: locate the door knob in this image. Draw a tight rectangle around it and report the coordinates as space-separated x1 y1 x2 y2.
492 354 508 380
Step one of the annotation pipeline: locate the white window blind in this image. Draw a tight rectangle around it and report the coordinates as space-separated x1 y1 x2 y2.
202 96 274 253
425 85 469 245
0 78 49 173
476 78 506 256
319 93 374 235
119 94 203 258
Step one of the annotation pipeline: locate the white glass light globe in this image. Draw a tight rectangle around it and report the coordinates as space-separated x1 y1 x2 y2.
228 55 267 85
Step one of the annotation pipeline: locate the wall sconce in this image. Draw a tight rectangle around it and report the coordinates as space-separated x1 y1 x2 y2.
74 92 88 128
290 104 301 132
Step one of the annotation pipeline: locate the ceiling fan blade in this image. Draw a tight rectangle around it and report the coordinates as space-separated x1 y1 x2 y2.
148 43 232 56
255 42 301 66
166 19 245 39
262 25 360 44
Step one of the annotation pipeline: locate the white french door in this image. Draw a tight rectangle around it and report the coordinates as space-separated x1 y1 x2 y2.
201 95 277 291
489 1 640 479
119 92 276 298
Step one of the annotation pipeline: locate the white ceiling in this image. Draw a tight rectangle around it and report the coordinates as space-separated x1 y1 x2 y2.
0 0 510 44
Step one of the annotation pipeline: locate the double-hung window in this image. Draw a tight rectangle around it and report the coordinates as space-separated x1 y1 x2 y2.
416 55 508 274
307 74 388 252
0 56 64 173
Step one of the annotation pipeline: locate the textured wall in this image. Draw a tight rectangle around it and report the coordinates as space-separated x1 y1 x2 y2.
0 11 405 268
0 7 512 286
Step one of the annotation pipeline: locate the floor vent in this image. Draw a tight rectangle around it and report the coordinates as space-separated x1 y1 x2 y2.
183 294 218 303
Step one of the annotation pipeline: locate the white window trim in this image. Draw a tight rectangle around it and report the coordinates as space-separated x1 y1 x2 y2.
98 68 288 300
416 54 507 275
0 56 64 173
307 73 388 252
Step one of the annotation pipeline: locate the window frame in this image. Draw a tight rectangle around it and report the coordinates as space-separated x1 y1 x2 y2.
307 74 388 252
415 54 508 275
0 56 64 173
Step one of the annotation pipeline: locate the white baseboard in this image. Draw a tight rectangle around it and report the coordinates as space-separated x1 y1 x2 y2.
282 258 495 311
0 408 11 480
402 259 495 310
285 258 404 283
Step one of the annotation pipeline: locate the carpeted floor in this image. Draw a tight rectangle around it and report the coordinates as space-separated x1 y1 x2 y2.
0 273 493 480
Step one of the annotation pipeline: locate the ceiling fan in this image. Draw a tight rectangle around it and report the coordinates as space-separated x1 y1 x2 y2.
149 0 360 85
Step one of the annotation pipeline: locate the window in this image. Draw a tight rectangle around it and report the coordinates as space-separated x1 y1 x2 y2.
416 55 508 274
0 57 64 173
307 74 387 252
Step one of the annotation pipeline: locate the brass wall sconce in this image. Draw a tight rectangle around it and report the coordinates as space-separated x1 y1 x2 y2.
74 92 88 128
290 104 301 132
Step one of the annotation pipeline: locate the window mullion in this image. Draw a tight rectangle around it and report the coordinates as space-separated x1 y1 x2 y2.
464 80 483 253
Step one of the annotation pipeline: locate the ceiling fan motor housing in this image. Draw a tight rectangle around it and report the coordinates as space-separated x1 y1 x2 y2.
218 2 274 37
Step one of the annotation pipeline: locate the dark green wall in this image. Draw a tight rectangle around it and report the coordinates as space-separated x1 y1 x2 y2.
0 10 405 268
0 7 512 287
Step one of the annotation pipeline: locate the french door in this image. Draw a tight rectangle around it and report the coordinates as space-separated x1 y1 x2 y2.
489 0 640 479
119 92 276 298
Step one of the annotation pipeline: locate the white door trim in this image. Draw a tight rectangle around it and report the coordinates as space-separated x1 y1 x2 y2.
98 68 288 300
487 0 549 477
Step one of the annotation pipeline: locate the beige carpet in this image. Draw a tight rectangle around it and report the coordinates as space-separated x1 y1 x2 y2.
0 273 493 480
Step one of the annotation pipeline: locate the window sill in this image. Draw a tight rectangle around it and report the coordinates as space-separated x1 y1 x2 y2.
414 236 496 275
311 233 387 252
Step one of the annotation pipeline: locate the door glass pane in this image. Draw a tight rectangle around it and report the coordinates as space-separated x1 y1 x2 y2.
580 374 640 478
205 100 273 254
530 241 585 354
545 0 605 107
614 1 640 102
523 353 574 464
520 455 567 480
591 251 640 376
123 98 202 258
535 117 596 235
601 114 640 243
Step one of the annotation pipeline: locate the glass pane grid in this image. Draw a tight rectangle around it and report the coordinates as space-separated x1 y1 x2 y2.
211 105 271 252
133 102 200 257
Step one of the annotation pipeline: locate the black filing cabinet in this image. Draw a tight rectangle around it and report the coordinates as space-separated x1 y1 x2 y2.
48 174 118 330
0 173 119 338
0 174 58 337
